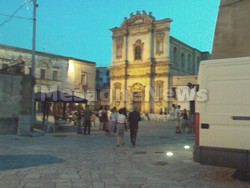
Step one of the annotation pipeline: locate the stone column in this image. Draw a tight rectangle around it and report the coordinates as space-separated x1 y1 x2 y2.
124 29 129 109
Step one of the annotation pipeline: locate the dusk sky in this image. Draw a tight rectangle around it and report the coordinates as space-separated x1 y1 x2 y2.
0 0 220 67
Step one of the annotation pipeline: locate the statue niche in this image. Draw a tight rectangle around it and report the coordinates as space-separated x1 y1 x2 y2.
155 32 165 55
115 36 123 59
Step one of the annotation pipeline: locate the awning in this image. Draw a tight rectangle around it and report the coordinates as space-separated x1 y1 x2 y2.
35 90 87 103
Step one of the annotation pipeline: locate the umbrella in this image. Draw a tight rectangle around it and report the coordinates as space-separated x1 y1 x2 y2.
34 90 88 127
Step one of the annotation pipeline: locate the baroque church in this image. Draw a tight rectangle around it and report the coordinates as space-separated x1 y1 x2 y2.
110 11 210 113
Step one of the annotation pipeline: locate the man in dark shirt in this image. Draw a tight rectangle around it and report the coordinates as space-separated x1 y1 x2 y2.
128 106 141 147
83 105 93 135
76 105 83 134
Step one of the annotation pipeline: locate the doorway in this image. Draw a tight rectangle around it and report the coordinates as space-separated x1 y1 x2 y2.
132 91 142 112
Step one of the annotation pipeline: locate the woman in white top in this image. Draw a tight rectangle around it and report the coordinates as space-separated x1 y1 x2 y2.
116 108 127 147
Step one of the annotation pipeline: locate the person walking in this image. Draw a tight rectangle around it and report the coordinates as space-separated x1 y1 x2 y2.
98 107 103 130
109 107 118 136
181 109 189 133
83 105 93 135
102 107 109 134
76 105 83 134
174 105 181 133
128 106 141 147
116 108 127 147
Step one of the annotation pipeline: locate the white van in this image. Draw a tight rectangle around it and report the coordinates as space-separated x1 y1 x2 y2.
193 57 250 173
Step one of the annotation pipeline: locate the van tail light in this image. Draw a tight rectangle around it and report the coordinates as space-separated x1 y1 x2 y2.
195 113 200 145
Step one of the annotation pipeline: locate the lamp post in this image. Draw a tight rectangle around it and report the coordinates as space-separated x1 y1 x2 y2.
30 0 37 130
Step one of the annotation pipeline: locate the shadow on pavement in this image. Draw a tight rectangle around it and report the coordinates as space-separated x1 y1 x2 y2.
0 154 64 171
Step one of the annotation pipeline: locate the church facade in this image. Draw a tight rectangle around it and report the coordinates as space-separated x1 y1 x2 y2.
110 11 209 113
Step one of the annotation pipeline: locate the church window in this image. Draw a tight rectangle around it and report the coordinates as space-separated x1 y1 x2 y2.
81 74 87 85
40 69 46 79
155 81 163 101
135 46 142 60
181 53 185 69
134 40 144 61
188 54 192 71
156 40 160 52
195 56 200 73
114 83 121 101
173 47 178 64
53 70 58 80
116 45 122 59
116 36 123 59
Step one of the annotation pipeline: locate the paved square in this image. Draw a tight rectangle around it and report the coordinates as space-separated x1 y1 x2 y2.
0 121 247 188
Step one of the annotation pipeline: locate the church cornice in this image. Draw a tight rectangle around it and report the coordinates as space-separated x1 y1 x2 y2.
110 71 169 80
120 11 155 27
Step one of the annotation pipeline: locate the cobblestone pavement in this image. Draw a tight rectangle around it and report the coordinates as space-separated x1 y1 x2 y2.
0 121 249 188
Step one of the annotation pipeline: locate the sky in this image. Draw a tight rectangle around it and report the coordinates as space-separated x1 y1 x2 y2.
0 0 220 67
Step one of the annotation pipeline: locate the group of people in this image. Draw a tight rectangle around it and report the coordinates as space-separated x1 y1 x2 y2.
76 105 94 135
98 106 141 147
76 105 142 147
75 104 192 147
174 105 193 134
97 107 110 132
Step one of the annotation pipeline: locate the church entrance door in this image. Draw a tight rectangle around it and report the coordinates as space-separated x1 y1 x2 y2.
132 91 142 112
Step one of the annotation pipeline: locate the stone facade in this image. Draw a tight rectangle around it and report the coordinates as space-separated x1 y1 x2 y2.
110 11 209 113
0 74 32 134
0 44 96 105
0 44 96 133
212 0 250 59
169 37 210 76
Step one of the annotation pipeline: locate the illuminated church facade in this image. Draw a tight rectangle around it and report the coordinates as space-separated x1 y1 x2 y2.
110 11 209 113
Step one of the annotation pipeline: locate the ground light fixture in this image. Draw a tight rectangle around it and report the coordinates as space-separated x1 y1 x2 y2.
166 152 174 157
184 145 190 149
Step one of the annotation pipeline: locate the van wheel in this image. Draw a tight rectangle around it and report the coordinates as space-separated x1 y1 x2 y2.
232 170 250 182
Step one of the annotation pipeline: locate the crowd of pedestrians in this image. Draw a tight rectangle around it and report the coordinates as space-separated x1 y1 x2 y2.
75 105 142 148
71 104 193 148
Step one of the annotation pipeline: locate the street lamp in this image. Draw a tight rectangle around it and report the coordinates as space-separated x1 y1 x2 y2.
30 0 38 130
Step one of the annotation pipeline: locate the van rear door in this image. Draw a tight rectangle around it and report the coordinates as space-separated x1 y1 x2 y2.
197 58 250 150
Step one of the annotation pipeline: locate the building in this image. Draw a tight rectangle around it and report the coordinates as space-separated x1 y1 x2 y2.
0 44 96 106
95 67 110 109
212 0 250 59
110 11 210 113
